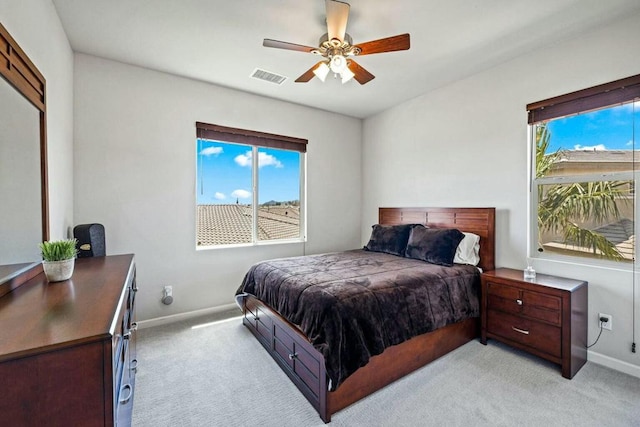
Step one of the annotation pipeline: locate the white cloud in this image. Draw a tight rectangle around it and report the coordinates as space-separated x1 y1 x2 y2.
627 140 635 147
214 192 226 200
234 151 283 168
200 146 223 156
235 152 252 167
231 189 251 199
258 152 283 168
573 144 606 151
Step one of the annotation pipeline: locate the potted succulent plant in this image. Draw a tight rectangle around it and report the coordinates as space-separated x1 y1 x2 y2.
39 239 78 282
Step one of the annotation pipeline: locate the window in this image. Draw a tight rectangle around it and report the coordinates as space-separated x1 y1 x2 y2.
195 122 306 247
527 75 640 263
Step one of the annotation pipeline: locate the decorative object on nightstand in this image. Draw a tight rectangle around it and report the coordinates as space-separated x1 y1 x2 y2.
480 268 588 379
523 258 536 280
39 239 78 282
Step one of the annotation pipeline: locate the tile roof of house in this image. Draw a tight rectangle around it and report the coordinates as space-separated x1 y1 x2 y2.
544 218 634 260
555 150 640 163
593 218 634 259
197 204 300 246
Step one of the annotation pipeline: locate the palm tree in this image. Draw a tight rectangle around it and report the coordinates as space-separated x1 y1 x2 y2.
536 124 630 261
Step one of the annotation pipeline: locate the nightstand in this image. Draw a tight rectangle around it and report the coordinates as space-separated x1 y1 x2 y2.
480 268 588 379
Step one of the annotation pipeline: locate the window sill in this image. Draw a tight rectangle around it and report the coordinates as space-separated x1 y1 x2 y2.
196 238 306 251
532 252 634 274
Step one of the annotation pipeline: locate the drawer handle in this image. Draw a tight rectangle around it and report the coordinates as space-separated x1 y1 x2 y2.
512 326 530 335
288 352 298 360
119 384 132 404
254 316 260 321
516 299 523 306
131 322 138 331
131 358 138 373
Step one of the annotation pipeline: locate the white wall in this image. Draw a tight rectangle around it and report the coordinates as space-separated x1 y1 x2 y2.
362 13 640 374
0 0 75 241
73 54 362 321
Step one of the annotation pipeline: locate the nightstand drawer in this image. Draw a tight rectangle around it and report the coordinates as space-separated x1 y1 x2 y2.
487 281 561 326
522 290 561 326
523 290 560 311
487 282 520 300
487 310 561 358
487 293 520 315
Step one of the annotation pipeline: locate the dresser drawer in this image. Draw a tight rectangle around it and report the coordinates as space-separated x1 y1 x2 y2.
487 310 561 358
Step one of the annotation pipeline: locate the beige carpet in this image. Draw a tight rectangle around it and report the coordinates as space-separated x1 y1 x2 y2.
132 312 640 426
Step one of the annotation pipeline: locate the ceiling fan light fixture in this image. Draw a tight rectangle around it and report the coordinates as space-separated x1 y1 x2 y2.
313 62 330 82
263 0 410 86
341 66 354 84
329 54 347 73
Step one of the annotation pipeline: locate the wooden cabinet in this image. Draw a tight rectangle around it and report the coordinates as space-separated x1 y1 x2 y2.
0 255 137 426
481 268 587 379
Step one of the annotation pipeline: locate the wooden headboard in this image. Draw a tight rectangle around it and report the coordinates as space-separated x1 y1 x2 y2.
378 207 496 272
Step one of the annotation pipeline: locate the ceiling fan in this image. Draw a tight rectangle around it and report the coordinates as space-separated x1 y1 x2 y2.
263 0 410 85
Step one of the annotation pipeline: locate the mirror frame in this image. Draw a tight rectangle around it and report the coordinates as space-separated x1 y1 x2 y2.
0 22 49 295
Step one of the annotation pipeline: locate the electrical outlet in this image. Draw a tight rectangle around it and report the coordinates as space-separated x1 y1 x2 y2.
162 286 173 305
599 313 612 331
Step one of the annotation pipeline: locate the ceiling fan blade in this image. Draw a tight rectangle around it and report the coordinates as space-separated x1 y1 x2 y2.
263 39 316 53
355 33 410 56
347 60 375 85
326 0 350 42
295 62 326 83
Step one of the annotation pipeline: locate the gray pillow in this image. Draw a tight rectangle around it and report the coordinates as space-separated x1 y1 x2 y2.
364 224 418 257
405 226 465 266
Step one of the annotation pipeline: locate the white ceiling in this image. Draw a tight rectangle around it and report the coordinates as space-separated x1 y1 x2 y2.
52 0 640 119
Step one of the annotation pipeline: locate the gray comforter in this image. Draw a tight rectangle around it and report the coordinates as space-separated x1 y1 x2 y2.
235 249 480 390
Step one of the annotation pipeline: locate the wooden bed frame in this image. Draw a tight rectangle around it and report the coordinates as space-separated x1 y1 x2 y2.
238 207 496 422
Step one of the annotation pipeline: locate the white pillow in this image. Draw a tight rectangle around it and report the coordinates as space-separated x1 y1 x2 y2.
454 232 480 265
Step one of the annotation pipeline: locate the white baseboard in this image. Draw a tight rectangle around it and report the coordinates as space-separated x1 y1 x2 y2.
588 350 640 378
137 303 240 329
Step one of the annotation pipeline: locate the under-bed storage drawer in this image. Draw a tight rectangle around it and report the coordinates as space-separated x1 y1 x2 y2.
241 296 327 419
273 324 322 398
244 298 272 344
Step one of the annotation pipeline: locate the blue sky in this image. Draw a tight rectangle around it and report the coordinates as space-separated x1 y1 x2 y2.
197 139 300 205
545 101 639 154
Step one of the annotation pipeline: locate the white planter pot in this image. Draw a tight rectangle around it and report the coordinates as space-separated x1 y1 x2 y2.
42 258 75 282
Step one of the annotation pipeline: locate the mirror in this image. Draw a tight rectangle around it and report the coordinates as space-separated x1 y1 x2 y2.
0 23 48 288
0 77 42 263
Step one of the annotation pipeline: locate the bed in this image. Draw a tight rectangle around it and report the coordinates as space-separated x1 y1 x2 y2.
235 207 495 422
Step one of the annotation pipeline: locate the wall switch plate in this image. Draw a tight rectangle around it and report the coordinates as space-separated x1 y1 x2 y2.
599 313 612 331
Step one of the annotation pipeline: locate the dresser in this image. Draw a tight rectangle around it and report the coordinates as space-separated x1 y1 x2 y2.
480 268 587 379
0 254 138 426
